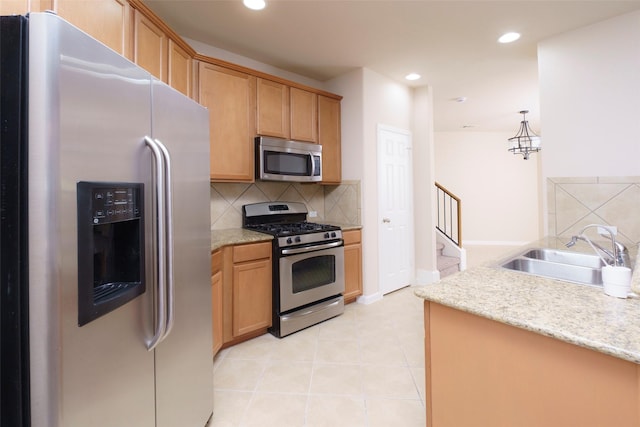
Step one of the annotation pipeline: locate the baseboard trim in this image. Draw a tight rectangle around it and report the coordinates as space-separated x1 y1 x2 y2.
356 292 383 305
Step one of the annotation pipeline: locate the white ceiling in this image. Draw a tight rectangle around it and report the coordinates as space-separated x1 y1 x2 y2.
143 0 640 132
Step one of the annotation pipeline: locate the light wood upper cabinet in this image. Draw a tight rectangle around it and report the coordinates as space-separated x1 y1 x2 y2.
343 230 363 304
55 0 131 57
168 40 192 97
3 0 57 14
257 80 318 143
256 78 289 139
132 8 193 96
318 95 342 183
199 62 256 182
133 10 167 82
290 87 317 143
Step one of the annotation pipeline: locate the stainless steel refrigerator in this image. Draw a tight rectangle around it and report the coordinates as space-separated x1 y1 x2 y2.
0 12 213 427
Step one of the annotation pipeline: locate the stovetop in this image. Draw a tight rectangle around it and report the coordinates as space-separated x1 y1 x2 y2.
242 202 342 248
245 221 340 237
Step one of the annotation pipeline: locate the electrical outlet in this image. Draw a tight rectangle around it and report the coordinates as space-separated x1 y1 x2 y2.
309 211 317 218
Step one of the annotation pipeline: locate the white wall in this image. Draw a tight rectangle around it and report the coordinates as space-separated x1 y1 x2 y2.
538 10 640 178
327 68 417 300
412 87 438 283
434 131 541 244
185 37 326 89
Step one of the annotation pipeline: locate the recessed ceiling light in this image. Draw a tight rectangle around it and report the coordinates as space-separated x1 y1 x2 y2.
498 32 521 43
243 0 266 10
405 73 421 81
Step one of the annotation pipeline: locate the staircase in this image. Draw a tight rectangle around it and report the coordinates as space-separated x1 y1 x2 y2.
435 182 465 279
437 242 461 278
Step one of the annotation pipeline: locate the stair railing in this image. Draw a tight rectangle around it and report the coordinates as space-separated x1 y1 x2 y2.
435 182 462 247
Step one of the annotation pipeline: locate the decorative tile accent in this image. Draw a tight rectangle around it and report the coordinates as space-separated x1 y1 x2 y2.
547 177 640 245
210 180 361 229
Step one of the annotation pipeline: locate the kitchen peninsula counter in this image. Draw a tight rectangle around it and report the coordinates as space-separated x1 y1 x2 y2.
415 237 640 427
415 237 640 362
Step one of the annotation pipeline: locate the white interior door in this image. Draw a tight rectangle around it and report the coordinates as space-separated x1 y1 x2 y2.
377 125 414 295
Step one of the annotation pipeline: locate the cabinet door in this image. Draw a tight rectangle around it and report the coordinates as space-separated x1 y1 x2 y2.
290 87 317 143
318 95 342 183
168 39 192 97
133 10 167 82
232 259 272 336
55 0 130 57
199 62 256 182
257 78 289 139
211 270 223 356
343 230 363 303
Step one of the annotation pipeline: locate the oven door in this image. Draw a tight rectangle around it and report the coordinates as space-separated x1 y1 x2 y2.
278 241 345 313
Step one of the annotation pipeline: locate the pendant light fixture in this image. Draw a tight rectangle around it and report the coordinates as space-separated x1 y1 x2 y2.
508 110 541 160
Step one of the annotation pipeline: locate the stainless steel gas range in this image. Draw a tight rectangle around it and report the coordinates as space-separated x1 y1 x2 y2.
242 202 345 337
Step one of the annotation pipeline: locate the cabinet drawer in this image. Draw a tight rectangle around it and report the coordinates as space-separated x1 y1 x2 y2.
233 241 272 263
342 229 361 245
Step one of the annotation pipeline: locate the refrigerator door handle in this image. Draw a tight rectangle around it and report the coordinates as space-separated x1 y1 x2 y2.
154 138 175 339
144 136 167 350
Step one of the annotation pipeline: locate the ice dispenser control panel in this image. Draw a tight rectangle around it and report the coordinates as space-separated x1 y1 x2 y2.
77 182 145 326
91 187 140 224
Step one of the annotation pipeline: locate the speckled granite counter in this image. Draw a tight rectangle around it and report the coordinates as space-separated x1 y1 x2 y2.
210 223 361 252
415 237 640 364
211 229 273 252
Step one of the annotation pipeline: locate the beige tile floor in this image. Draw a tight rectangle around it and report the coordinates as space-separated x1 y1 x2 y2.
210 286 426 427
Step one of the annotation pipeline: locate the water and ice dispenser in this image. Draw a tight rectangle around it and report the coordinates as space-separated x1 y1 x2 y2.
77 182 145 326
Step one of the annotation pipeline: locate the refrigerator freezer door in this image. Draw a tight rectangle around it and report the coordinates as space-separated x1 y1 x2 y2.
28 13 155 426
151 80 213 426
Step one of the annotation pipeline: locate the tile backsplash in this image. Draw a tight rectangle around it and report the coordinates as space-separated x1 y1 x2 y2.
547 177 640 245
210 180 361 229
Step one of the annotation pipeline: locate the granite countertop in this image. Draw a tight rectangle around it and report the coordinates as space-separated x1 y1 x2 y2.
211 229 273 252
211 223 361 252
414 237 640 364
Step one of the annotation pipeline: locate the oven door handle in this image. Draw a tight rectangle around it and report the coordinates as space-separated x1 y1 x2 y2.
281 240 343 255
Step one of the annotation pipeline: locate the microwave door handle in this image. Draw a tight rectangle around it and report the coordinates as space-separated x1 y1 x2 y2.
144 136 167 351
309 152 315 177
155 138 174 340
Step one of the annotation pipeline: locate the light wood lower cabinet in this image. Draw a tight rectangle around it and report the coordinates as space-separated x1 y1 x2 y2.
211 249 223 356
424 302 640 427
343 229 363 304
216 241 272 349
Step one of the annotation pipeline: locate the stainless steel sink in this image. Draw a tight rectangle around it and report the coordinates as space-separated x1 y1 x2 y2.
520 248 605 269
499 248 604 286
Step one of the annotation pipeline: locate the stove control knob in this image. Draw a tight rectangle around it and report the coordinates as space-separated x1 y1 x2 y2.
324 232 330 239
295 236 301 243
331 232 337 238
286 238 293 244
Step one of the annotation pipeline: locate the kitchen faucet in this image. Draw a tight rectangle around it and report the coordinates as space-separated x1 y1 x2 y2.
565 224 630 267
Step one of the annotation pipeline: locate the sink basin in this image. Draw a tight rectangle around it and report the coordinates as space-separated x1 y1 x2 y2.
499 247 604 286
520 248 606 269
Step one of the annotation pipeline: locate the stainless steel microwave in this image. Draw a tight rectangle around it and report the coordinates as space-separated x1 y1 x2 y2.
255 136 322 182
